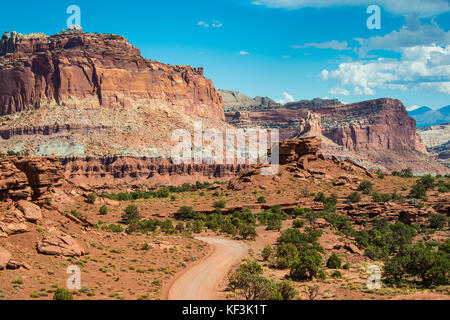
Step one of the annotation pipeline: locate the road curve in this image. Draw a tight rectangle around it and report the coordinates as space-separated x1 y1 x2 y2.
167 237 247 300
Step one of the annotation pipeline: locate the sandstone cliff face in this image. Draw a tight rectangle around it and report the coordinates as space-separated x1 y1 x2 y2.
0 30 227 157
61 156 248 186
0 157 63 201
315 99 427 153
0 30 223 119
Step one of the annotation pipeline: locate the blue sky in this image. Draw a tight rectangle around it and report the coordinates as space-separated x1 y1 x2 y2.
1 0 449 109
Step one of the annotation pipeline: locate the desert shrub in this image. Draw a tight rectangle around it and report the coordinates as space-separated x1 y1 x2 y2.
354 220 416 259
428 213 448 230
406 244 449 287
358 181 374 194
419 175 435 190
161 219 175 234
290 248 323 281
372 192 391 203
262 245 274 261
221 219 237 236
383 255 408 284
175 206 196 220
314 192 327 203
192 219 205 233
239 223 257 240
138 219 158 233
99 205 108 216
331 270 342 278
276 243 299 269
347 192 361 203
410 183 427 199
276 281 298 300
53 288 73 300
70 210 86 220
393 168 414 178
325 213 349 232
257 196 267 204
214 200 226 210
232 209 256 225
122 205 140 225
87 193 96 204
343 263 350 270
326 253 342 269
293 219 305 228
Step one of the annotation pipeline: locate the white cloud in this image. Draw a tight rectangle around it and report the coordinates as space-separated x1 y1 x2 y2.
357 16 450 56
197 21 209 28
251 0 450 17
329 87 350 95
291 40 351 51
239 50 250 55
321 44 450 95
198 19 223 28
319 69 330 80
276 92 295 104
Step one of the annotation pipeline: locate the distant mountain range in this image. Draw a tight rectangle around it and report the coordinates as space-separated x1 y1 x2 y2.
408 105 450 127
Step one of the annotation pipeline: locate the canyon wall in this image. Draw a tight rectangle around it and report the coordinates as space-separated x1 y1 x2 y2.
0 30 227 157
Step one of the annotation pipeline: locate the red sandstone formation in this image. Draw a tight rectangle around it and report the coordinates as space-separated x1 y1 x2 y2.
0 30 227 157
61 156 249 186
0 30 223 119
0 156 63 201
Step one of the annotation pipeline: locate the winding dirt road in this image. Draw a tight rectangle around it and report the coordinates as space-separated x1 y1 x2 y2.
167 237 247 300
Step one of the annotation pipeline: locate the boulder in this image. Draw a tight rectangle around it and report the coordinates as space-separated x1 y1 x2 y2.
37 231 84 257
0 247 12 269
16 200 42 222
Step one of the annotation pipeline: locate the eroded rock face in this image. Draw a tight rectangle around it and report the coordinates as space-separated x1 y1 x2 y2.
279 137 322 164
0 31 223 119
61 156 249 185
0 31 226 157
0 157 63 201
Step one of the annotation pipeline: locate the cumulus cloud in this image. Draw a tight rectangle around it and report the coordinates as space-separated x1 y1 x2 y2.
276 92 295 104
321 44 450 95
291 40 351 51
357 16 450 56
251 0 450 17
239 50 250 55
197 19 223 28
329 87 351 95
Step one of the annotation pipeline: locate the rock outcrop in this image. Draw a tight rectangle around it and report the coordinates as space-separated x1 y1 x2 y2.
0 30 226 157
37 229 84 257
218 89 280 112
0 247 12 269
278 137 322 164
61 156 249 185
0 156 63 201
418 123 450 168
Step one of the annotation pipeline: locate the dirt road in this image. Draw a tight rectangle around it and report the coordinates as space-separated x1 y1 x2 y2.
167 237 247 300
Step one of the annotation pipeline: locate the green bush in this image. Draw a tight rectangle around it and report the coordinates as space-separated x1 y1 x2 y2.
262 245 274 261
99 205 108 215
257 196 267 204
175 206 196 220
290 248 323 281
428 213 448 230
326 253 342 269
393 168 414 178
214 200 226 209
87 193 96 204
122 205 140 225
331 270 342 278
276 243 299 269
358 181 374 194
293 219 305 228
343 263 350 270
239 223 257 240
53 288 73 300
410 183 427 199
372 192 391 203
347 192 361 203
192 220 205 233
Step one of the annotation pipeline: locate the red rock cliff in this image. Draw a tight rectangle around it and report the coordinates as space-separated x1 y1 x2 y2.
0 30 223 119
